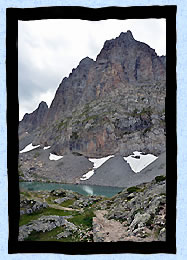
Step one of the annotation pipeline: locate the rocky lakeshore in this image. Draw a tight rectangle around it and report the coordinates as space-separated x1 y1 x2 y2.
19 175 166 242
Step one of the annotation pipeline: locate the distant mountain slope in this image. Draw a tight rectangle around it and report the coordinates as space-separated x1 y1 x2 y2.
81 155 135 187
82 152 166 187
19 147 93 184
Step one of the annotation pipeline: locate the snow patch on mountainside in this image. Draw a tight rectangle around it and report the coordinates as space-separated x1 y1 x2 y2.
49 153 63 161
124 151 157 173
89 155 114 169
20 143 40 153
80 155 114 181
81 152 158 181
43 146 51 150
80 170 94 181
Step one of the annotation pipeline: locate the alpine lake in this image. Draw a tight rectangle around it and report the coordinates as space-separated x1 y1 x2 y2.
19 182 123 198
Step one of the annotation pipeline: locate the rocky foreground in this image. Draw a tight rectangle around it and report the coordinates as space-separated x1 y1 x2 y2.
19 175 166 242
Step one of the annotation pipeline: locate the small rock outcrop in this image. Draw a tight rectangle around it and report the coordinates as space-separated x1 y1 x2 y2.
20 199 49 215
18 215 71 241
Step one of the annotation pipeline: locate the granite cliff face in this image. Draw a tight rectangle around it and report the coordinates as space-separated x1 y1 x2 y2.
19 31 166 157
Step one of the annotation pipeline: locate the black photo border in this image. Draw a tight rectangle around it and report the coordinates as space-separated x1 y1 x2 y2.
7 5 177 255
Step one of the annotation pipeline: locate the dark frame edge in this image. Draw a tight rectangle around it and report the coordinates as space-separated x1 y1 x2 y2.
7 5 177 255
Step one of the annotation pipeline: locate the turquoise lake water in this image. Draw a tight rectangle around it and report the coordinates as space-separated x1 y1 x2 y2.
19 182 123 198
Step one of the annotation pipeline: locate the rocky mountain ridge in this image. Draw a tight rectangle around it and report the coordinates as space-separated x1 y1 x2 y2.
19 30 166 157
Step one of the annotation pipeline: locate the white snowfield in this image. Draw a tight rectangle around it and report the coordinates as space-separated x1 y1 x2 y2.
89 155 114 169
124 151 157 173
80 151 157 181
20 143 40 153
80 170 94 181
49 153 63 161
43 146 51 150
80 155 114 181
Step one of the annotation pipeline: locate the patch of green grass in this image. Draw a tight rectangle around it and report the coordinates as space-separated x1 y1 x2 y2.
69 209 95 229
20 191 32 199
60 199 75 207
24 227 84 242
19 210 44 226
127 186 144 194
24 226 65 241
19 207 74 226
155 175 166 183
45 195 57 204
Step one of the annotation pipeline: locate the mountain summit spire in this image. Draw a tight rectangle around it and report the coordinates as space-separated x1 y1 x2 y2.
119 30 134 41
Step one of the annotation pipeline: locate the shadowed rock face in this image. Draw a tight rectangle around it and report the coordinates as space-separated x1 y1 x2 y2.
19 31 166 157
19 101 48 133
96 30 165 83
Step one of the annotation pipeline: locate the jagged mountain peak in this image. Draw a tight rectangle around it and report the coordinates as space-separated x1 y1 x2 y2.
68 56 95 77
38 101 48 109
119 30 134 40
19 30 166 158
19 100 48 133
22 101 48 121
97 30 136 55
79 56 95 65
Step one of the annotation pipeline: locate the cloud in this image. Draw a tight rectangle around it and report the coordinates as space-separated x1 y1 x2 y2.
18 19 166 120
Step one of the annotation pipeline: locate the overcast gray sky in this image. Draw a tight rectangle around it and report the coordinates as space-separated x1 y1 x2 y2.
18 19 166 120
